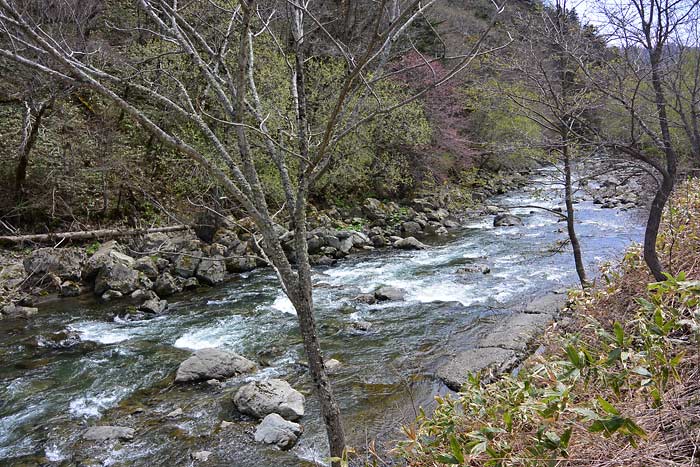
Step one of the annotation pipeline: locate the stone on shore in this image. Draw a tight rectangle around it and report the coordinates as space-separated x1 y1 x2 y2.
24 248 83 285
437 347 518 391
195 255 226 285
1 303 38 319
175 348 256 383
524 293 568 315
478 312 554 352
154 273 182 297
94 262 139 296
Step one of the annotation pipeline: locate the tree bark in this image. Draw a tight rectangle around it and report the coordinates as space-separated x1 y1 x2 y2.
645 47 678 281
289 7 346 461
563 144 588 287
644 172 675 281
290 206 345 464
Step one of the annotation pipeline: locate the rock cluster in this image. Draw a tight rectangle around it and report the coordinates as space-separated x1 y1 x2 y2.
587 170 650 210
1 191 473 312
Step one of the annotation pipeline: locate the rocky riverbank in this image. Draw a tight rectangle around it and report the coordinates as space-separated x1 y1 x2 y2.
437 293 568 390
0 171 534 318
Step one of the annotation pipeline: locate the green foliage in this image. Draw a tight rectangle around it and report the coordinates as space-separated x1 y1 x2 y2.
85 242 101 256
462 82 547 168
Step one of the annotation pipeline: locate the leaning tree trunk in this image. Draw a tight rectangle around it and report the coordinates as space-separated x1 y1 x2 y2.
645 52 678 281
289 185 346 465
289 288 346 463
644 172 675 281
563 142 588 288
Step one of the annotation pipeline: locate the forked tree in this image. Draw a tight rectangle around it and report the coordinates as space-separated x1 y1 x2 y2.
586 0 700 281
0 0 505 461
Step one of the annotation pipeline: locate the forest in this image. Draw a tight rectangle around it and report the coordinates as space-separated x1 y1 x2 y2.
0 0 699 466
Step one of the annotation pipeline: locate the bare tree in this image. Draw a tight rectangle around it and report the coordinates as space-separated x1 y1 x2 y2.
495 0 601 288
0 0 506 461
667 5 700 164
586 0 700 281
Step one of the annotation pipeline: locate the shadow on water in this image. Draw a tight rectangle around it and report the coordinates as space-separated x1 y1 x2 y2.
0 171 646 466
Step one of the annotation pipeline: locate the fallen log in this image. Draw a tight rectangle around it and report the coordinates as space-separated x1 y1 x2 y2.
0 225 190 246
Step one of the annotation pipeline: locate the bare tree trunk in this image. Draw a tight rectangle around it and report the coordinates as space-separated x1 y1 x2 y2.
644 171 675 281
563 144 588 287
15 100 47 200
289 8 346 460
289 287 346 463
645 52 678 281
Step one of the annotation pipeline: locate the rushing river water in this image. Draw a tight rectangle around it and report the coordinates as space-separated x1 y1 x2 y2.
0 171 645 466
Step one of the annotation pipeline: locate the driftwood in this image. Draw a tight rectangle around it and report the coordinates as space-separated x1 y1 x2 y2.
0 225 190 246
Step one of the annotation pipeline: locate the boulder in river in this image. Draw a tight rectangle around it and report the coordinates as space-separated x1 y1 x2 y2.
191 451 212 462
233 379 305 421
325 358 342 374
374 286 405 302
32 328 82 349
493 214 523 227
175 348 256 382
394 237 427 250
138 296 168 314
82 425 135 442
2 303 38 319
254 413 303 450
349 320 373 332
457 264 491 274
354 293 377 305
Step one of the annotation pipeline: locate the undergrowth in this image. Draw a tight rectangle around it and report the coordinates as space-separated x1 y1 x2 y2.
391 179 700 467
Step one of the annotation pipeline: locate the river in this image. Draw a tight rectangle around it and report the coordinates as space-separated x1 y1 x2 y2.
0 170 645 466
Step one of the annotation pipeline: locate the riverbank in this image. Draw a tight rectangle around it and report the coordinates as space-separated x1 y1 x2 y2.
0 171 535 316
394 178 700 467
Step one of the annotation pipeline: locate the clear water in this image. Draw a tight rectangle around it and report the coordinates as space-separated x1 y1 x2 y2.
0 172 645 466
